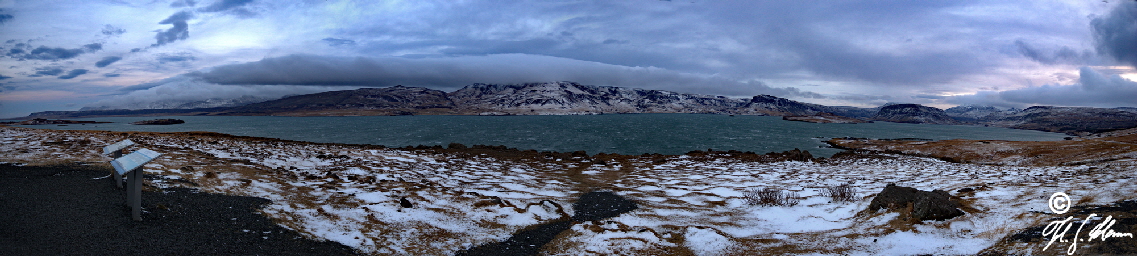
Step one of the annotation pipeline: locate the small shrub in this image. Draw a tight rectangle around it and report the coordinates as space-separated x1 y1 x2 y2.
744 188 800 206
822 184 857 202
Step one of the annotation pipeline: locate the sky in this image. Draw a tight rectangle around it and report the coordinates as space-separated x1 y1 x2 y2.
0 0 1135 118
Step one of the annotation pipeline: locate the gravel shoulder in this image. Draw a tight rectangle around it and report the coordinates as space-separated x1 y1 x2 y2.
0 163 359 256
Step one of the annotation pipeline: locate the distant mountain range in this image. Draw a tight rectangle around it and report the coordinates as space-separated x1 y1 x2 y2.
23 81 1137 134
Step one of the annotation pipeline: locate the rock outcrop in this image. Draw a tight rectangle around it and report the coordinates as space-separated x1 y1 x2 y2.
131 119 185 125
867 184 964 221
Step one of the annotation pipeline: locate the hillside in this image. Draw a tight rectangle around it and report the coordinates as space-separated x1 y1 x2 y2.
873 104 961 125
224 86 456 116
223 81 855 116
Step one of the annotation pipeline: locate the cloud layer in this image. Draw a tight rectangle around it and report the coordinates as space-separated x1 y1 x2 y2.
187 54 820 98
91 54 826 110
0 0 1134 118
948 67 1137 108
89 77 343 110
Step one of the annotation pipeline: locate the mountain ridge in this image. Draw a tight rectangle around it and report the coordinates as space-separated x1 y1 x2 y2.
20 81 1137 134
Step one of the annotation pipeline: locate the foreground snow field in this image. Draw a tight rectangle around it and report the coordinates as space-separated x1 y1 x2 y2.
3 126 1135 255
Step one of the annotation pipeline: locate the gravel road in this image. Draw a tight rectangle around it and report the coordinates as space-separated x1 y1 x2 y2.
0 163 358 256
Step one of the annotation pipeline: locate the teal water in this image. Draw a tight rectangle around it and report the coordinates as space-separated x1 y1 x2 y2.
24 114 1068 157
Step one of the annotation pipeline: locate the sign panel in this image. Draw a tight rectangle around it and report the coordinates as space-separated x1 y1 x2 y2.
111 148 162 175
103 139 136 155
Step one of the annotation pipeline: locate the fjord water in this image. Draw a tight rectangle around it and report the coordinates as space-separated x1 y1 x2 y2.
33 114 1067 157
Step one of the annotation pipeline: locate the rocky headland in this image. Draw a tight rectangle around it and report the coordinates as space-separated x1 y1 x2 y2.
2 118 111 125
131 119 186 125
783 113 872 124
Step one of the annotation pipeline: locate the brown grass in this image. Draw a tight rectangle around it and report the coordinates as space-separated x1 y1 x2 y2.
828 134 1137 166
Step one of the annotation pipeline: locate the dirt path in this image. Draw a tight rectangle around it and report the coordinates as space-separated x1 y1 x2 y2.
456 191 638 256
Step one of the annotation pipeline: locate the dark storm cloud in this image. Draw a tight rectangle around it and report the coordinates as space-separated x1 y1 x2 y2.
58 69 88 79
101 25 126 36
0 13 12 24
153 11 193 47
170 0 197 8
831 94 894 102
95 56 122 68
198 0 255 16
156 52 195 63
2 40 102 61
103 73 120 77
23 46 89 60
199 0 254 12
341 1 1018 87
787 34 987 85
0 74 11 80
32 67 64 76
601 39 629 45
947 67 1137 108
322 38 355 46
1014 40 1093 65
83 43 102 51
1091 1 1137 68
183 54 820 98
914 95 947 100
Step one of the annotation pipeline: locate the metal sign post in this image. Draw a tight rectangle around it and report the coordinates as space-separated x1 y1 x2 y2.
102 139 135 189
110 148 162 221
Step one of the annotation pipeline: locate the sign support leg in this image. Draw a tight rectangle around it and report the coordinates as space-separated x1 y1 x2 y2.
112 151 123 189
129 168 142 221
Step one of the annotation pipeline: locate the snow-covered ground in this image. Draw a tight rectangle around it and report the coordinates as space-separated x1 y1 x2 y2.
3 126 1135 255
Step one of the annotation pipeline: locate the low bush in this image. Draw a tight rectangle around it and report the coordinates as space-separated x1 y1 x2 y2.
744 188 800 206
822 184 857 202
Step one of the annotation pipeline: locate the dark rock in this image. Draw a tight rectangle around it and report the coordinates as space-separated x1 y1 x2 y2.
868 184 964 221
399 197 413 208
782 148 813 161
131 119 185 125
